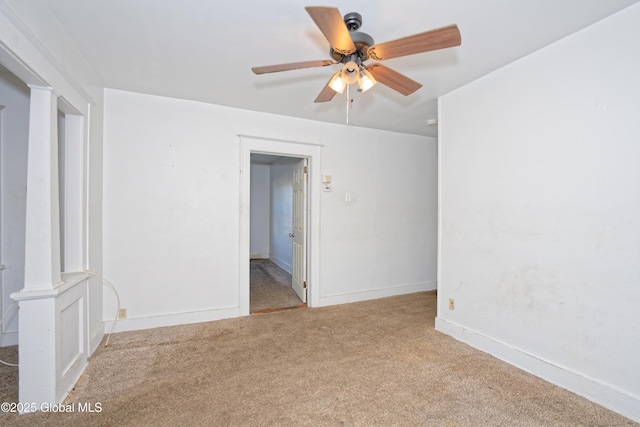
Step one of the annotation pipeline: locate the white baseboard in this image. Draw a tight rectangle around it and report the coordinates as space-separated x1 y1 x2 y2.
250 253 269 259
317 280 436 307
0 331 18 347
270 255 292 274
104 306 241 333
435 317 640 423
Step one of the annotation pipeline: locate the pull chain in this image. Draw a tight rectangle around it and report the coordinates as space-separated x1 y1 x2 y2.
346 84 350 125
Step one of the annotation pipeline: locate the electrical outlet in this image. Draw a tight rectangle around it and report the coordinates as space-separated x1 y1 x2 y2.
118 308 127 319
448 298 455 311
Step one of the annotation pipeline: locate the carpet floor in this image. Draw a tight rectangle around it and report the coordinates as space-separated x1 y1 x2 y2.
0 292 636 426
250 259 303 313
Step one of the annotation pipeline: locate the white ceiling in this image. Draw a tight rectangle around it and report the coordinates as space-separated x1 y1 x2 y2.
41 0 639 137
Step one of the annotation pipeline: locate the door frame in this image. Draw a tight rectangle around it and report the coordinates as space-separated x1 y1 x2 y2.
239 135 322 315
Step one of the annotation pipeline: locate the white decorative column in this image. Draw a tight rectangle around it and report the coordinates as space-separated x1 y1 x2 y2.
11 85 61 409
11 86 88 412
23 86 62 290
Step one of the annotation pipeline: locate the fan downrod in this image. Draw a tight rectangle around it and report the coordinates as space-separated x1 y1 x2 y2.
343 12 362 31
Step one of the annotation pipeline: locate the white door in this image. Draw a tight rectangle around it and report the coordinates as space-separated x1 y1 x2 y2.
291 158 307 303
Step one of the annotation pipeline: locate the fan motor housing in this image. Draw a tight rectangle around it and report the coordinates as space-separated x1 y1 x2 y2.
330 31 375 63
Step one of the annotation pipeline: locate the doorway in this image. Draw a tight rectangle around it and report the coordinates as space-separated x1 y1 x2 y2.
249 154 306 313
0 64 29 348
239 135 322 316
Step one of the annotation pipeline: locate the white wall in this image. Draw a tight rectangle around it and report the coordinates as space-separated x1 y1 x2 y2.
0 70 29 346
249 162 270 258
103 88 437 328
270 159 295 273
437 4 640 422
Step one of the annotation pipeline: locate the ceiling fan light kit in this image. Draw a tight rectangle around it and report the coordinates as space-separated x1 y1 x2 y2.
252 6 461 103
328 71 346 93
341 61 360 84
357 68 376 92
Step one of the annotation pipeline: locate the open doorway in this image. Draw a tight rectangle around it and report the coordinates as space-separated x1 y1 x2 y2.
239 135 321 316
249 154 307 313
0 63 29 349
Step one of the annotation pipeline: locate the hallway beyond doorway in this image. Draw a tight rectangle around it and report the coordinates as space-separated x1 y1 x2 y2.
250 259 304 314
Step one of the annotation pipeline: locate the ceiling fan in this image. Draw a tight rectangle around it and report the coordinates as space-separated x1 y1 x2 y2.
251 6 461 103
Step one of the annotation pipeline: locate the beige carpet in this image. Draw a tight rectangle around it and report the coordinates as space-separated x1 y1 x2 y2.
250 258 303 313
0 292 636 426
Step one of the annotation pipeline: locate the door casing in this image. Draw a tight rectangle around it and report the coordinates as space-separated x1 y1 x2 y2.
239 135 322 315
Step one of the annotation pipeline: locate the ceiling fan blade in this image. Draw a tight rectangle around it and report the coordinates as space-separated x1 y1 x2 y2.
365 64 422 96
314 77 338 103
252 60 335 75
367 24 461 61
305 6 356 56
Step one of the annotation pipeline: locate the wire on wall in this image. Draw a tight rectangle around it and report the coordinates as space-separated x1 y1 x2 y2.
82 271 121 347
0 271 123 367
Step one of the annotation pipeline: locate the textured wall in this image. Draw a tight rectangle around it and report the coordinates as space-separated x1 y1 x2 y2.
437 4 640 421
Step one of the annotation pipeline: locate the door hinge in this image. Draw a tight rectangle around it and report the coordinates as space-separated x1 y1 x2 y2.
303 280 307 289
304 166 308 174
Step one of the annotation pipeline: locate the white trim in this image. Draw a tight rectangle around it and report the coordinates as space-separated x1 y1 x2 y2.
0 39 47 87
238 133 324 148
83 103 92 273
317 281 436 307
436 96 445 319
239 135 322 314
435 317 640 423
60 113 86 273
270 255 292 275
104 306 241 333
11 272 89 301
